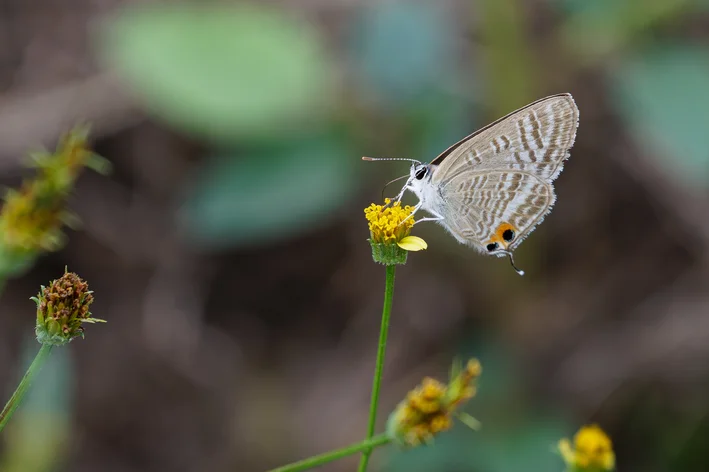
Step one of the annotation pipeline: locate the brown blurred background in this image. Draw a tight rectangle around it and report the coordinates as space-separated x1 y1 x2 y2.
2 0 709 471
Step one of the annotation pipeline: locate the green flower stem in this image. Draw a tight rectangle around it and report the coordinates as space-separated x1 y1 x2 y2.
268 434 391 472
357 264 396 472
0 343 53 433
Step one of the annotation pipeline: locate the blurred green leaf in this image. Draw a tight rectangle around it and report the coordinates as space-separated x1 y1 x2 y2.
558 0 692 65
0 340 72 472
101 4 334 143
611 43 709 187
181 134 358 248
0 243 37 280
479 0 540 115
350 1 457 107
405 90 477 161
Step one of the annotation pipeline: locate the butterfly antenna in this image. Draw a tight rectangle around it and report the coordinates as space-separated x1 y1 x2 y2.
500 250 525 276
362 156 422 165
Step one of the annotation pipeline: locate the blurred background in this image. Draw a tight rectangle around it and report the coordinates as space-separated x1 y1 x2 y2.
1 0 709 470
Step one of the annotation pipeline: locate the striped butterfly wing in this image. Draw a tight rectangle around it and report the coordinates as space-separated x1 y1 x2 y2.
431 94 579 253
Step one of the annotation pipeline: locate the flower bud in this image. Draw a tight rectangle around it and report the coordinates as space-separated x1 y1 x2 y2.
558 424 615 472
32 271 104 345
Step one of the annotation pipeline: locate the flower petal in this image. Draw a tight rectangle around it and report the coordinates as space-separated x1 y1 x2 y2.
557 438 575 465
397 236 428 251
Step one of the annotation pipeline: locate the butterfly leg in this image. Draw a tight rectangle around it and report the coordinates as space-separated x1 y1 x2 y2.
393 185 411 203
398 200 423 225
413 209 444 225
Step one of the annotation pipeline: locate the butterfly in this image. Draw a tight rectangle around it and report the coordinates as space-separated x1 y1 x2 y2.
364 93 579 275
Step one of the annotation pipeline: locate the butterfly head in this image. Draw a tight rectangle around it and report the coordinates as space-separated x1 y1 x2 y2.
361 156 434 202
407 163 435 199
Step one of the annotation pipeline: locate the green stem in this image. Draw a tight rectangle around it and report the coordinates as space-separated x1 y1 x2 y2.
268 434 391 472
357 264 396 472
0 343 53 432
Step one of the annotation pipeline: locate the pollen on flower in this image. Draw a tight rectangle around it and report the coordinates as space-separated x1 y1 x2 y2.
387 358 482 448
364 199 416 244
429 414 452 433
558 424 615 471
408 377 445 414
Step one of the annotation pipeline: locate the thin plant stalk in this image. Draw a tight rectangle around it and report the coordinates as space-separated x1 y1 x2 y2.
0 343 53 432
268 434 391 472
357 264 396 472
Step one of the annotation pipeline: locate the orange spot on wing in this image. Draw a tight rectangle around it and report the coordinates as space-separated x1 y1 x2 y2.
485 223 518 249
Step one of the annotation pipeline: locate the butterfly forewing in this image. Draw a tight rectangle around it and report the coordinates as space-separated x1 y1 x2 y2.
430 94 578 252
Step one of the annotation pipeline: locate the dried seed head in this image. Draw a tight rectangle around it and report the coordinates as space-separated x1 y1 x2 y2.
33 270 104 345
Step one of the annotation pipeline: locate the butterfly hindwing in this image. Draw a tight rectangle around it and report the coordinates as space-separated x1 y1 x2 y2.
438 170 553 252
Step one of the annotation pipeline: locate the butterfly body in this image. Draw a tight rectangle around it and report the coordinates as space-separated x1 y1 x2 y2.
369 93 579 274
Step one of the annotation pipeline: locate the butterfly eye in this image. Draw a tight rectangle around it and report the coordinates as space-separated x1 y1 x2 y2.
502 229 515 242
414 166 427 180
486 242 499 252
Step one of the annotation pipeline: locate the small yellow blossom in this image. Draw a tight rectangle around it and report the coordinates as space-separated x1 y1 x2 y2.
558 424 615 472
364 199 427 265
387 358 482 447
397 236 428 251
0 126 106 278
364 199 415 244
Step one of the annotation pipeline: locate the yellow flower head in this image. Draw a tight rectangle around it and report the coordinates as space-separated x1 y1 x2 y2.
387 358 482 448
559 424 615 472
0 126 107 277
365 199 415 244
364 199 427 265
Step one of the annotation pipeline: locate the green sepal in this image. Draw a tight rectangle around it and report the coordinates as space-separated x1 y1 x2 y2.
47 320 61 337
35 323 70 346
86 153 113 175
369 241 408 265
455 412 482 431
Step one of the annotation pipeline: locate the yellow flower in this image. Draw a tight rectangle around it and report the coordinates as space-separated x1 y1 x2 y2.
364 199 427 265
364 199 415 244
559 424 615 472
0 126 107 278
387 358 482 448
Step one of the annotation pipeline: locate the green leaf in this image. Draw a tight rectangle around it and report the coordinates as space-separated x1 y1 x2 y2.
181 135 358 248
101 4 334 143
611 43 709 187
